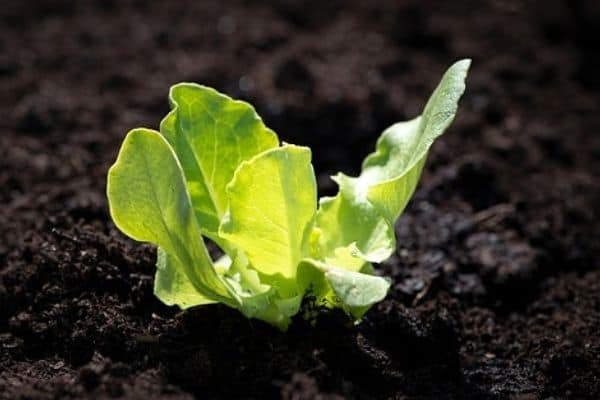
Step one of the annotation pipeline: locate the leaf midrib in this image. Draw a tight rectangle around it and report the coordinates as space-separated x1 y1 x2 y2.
277 152 302 276
180 101 224 219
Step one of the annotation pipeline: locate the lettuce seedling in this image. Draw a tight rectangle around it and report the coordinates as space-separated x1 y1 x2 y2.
107 59 470 330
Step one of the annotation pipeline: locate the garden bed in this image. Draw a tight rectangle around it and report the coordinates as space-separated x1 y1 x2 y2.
1 1 598 398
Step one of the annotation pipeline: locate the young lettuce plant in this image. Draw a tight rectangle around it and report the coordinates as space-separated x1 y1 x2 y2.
107 59 470 330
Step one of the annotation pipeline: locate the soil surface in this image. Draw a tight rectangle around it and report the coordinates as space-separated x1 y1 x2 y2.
1 1 599 399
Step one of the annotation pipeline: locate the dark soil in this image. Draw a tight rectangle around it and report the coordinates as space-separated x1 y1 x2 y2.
1 1 599 399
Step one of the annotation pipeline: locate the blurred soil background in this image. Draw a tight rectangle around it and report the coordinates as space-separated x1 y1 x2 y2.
0 0 599 398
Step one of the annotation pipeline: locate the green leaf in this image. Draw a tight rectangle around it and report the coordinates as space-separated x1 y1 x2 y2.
300 259 391 319
363 59 471 222
221 251 301 330
154 248 217 308
325 268 390 308
219 144 317 281
357 118 426 223
314 59 471 267
107 128 235 306
222 250 272 299
160 83 278 239
314 176 395 266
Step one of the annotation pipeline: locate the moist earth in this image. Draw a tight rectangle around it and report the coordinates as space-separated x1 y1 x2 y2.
1 1 599 399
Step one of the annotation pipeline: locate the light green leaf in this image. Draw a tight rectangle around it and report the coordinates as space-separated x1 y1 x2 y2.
363 59 470 222
274 295 303 319
297 260 336 307
160 83 278 239
300 259 391 319
356 118 426 223
222 251 301 330
107 128 235 306
325 268 390 309
154 248 217 308
314 176 395 266
219 144 317 280
314 59 471 267
222 250 271 298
